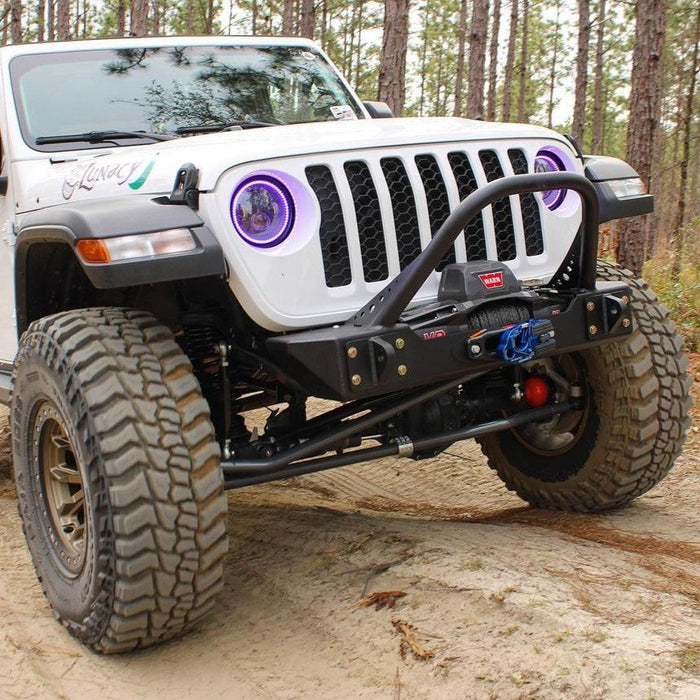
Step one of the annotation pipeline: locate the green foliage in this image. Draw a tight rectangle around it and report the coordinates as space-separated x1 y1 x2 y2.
643 247 700 352
406 0 461 117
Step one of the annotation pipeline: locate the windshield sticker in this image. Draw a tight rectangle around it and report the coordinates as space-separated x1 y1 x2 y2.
62 158 156 200
330 105 358 121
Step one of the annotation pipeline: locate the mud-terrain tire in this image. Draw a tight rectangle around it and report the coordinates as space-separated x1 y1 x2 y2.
11 308 228 653
478 260 692 512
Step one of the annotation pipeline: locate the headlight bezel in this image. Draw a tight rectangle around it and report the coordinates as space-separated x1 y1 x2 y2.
230 174 296 249
534 148 568 211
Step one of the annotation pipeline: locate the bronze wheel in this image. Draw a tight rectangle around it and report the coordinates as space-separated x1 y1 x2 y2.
34 402 87 573
511 354 590 457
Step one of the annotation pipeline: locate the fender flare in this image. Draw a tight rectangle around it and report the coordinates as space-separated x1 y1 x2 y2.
16 195 226 287
15 195 227 331
583 155 654 223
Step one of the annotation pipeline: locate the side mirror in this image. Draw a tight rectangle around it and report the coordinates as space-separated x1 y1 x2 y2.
363 101 394 119
0 176 7 196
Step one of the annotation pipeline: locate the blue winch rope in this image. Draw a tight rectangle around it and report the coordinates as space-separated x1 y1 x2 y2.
496 319 552 364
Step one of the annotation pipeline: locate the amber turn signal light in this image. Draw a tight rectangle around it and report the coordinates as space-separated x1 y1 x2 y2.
76 239 110 264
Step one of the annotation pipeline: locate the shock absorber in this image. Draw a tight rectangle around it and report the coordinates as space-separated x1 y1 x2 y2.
217 341 232 459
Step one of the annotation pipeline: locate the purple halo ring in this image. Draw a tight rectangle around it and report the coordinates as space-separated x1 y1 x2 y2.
231 175 295 248
534 150 568 211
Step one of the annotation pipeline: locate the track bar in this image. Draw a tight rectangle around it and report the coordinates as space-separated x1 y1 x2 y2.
223 401 571 489
220 370 488 475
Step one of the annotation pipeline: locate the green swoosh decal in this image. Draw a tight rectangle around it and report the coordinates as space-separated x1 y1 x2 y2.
128 159 156 190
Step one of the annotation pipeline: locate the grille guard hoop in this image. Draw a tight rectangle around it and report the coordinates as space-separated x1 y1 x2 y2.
350 172 600 328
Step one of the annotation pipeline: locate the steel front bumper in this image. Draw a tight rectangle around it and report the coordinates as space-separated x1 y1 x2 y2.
266 172 635 401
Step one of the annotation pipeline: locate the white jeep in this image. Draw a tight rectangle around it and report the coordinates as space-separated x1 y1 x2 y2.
0 36 691 653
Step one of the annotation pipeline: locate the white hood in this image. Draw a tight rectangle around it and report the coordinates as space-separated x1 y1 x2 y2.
12 117 570 213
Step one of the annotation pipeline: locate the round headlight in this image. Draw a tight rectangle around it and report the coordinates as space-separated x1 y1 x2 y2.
231 176 295 247
534 149 567 211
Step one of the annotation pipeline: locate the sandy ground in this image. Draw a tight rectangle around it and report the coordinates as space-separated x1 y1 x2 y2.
0 359 698 700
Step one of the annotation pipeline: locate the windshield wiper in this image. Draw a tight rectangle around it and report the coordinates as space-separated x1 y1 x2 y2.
35 130 176 145
174 120 277 135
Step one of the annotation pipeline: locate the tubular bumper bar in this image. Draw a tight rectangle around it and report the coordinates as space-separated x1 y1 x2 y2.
352 172 600 327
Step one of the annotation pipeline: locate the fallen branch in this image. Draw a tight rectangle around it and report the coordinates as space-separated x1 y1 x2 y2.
359 590 406 610
392 619 434 661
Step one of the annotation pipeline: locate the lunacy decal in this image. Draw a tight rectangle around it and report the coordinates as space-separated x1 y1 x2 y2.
62 158 156 200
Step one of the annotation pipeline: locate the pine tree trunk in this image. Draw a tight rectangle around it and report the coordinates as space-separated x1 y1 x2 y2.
502 0 518 121
486 0 501 121
321 0 328 48
206 0 214 33
47 0 54 40
10 0 22 43
355 0 365 88
418 6 429 115
282 0 295 35
130 0 148 37
342 3 350 75
591 0 607 152
300 0 314 39
56 0 70 39
617 0 667 276
467 0 489 119
151 0 160 34
37 0 45 41
378 0 410 117
185 0 194 34
516 0 529 122
117 0 126 36
347 0 357 82
572 0 591 146
453 0 468 117
434 36 444 114
547 1 561 128
671 3 699 278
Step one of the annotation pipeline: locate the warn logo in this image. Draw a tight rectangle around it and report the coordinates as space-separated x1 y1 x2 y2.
423 329 447 341
477 271 504 289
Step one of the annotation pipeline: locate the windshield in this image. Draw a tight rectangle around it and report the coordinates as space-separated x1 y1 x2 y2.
10 45 365 152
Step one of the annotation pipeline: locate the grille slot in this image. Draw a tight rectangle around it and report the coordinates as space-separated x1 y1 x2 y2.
479 150 517 261
415 154 456 270
306 165 352 287
447 151 487 261
344 161 389 282
380 157 422 270
508 149 544 256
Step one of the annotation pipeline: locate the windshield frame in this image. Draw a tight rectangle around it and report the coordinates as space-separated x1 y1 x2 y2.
9 43 367 153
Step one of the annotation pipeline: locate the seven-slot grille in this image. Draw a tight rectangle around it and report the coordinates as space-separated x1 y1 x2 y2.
306 148 545 288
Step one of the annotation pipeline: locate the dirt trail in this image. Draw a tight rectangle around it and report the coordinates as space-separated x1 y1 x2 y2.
0 359 698 699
